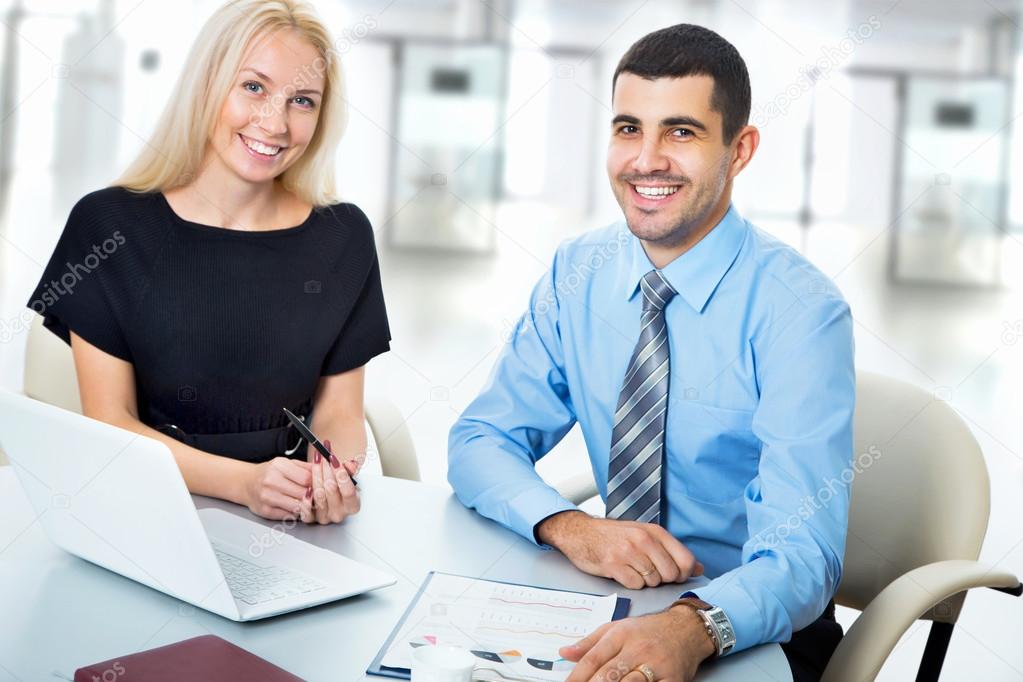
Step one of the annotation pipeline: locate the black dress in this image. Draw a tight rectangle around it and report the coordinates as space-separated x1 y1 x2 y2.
27 186 391 461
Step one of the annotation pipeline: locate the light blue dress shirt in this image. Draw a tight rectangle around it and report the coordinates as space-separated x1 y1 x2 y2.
448 203 855 654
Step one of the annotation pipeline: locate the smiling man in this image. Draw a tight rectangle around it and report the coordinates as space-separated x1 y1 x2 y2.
449 24 854 682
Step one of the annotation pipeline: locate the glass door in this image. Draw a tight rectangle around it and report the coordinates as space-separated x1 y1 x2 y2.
891 75 1011 286
387 42 507 253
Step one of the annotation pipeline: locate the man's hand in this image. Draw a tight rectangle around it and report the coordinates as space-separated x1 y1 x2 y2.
561 604 717 682
536 511 704 589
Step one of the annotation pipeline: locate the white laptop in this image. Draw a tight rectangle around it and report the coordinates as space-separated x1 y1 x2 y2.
0 389 395 621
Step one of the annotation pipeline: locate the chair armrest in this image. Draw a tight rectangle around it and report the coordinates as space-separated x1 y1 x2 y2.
554 471 599 505
822 559 1021 682
364 393 421 481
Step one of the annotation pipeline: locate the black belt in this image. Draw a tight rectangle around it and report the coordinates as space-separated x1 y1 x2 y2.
155 417 308 463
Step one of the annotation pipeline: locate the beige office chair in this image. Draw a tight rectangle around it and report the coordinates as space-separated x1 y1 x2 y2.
822 371 1020 681
23 313 420 481
554 371 1021 681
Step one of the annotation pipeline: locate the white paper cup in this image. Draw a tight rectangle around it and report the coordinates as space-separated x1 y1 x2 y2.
410 645 476 682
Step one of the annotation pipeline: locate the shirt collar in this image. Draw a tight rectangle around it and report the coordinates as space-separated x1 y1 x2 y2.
624 203 748 313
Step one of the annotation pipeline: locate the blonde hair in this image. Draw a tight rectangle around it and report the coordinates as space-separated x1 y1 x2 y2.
113 0 347 207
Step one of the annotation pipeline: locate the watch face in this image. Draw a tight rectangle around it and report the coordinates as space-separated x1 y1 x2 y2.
706 607 736 651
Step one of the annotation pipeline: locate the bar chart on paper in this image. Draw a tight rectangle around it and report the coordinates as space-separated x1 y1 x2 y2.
377 573 624 681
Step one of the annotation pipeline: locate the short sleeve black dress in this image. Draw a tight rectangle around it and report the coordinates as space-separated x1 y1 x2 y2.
26 186 391 462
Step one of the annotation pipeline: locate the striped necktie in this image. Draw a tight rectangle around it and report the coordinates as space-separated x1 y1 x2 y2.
605 270 677 524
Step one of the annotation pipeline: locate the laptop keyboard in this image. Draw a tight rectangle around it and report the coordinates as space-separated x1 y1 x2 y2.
211 542 327 605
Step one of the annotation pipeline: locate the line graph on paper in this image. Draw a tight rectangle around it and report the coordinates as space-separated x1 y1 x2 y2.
379 574 621 681
487 584 597 612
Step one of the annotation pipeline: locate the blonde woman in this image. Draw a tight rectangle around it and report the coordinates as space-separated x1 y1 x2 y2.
27 0 385 525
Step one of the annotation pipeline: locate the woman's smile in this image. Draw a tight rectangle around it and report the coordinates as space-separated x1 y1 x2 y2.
238 132 286 161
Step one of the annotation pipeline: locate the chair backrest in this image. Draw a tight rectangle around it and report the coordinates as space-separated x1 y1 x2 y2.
23 314 421 481
837 371 990 612
24 314 82 413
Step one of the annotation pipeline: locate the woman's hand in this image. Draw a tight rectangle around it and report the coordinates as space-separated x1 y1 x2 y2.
309 439 361 524
243 456 314 521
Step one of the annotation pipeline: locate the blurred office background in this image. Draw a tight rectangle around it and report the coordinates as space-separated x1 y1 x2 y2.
0 0 1022 678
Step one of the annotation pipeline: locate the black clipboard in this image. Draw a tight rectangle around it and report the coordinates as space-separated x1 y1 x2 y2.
366 571 632 680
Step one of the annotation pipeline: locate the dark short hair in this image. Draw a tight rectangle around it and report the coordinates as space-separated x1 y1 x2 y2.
612 24 751 144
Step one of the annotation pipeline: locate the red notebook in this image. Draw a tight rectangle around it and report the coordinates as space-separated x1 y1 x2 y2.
73 634 303 681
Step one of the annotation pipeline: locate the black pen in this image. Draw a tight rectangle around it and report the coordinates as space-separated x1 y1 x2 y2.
282 408 358 485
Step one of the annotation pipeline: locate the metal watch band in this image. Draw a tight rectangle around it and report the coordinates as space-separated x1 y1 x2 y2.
670 596 736 657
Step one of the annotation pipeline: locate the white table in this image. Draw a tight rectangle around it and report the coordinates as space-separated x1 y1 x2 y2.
0 467 791 681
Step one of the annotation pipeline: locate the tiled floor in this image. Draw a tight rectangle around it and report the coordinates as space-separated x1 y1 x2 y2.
2 193 1022 679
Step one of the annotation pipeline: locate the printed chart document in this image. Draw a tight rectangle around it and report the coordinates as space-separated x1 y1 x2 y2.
368 572 631 681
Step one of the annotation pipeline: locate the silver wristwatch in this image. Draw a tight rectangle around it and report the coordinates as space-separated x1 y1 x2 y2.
671 596 736 657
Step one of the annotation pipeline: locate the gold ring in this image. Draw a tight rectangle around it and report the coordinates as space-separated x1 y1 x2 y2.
634 663 655 682
637 566 655 577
